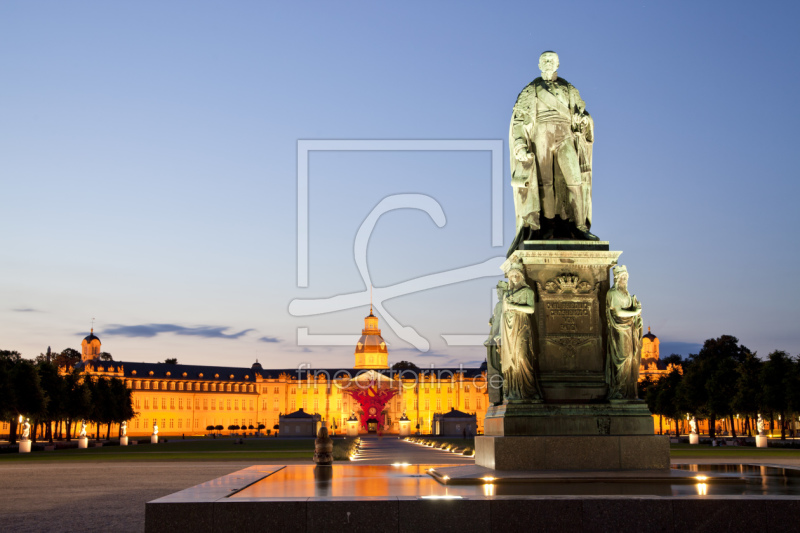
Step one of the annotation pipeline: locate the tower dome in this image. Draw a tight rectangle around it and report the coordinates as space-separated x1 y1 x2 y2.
641 327 660 367
354 307 389 369
81 328 102 362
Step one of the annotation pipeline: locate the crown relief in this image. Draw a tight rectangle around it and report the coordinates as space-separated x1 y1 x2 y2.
538 273 595 294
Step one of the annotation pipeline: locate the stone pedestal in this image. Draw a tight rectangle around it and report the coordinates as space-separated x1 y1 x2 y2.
18 440 31 453
398 420 411 437
484 400 655 436
475 434 669 470
346 420 359 437
689 433 699 444
78 437 89 449
509 243 618 402
756 435 768 448
120 436 128 446
477 244 667 471
151 435 159 444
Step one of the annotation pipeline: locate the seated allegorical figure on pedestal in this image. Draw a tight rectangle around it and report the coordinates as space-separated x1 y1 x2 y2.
79 420 87 438
508 50 598 256
485 280 507 406
501 260 542 401
605 265 644 399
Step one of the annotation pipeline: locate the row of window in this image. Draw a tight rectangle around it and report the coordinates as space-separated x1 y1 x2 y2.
134 397 260 411
131 381 257 393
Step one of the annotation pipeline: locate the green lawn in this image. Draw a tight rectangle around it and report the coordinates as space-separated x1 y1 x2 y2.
669 443 800 458
0 437 317 462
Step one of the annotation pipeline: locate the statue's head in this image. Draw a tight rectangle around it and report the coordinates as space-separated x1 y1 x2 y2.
506 260 525 286
613 265 629 286
539 51 559 80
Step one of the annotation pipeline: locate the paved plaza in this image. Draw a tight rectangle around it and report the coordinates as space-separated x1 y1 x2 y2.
1 438 799 532
0 437 471 532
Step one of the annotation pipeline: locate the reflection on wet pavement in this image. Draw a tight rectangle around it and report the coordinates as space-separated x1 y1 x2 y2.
232 463 800 499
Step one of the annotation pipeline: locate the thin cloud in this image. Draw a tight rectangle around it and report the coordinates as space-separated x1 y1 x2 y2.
416 351 448 358
99 324 253 340
12 308 39 312
258 336 280 343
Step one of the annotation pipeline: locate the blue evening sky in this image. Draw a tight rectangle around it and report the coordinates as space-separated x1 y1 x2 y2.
2 1 799 368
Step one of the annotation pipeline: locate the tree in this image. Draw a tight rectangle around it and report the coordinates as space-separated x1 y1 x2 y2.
163 358 178 365
37 361 67 444
54 348 81 368
98 352 113 361
215 425 223 433
64 370 91 440
9 360 47 443
88 377 114 439
761 350 794 440
647 368 683 436
638 374 654 401
678 336 749 439
109 378 134 438
0 350 21 440
731 352 763 436
391 361 419 371
661 354 684 367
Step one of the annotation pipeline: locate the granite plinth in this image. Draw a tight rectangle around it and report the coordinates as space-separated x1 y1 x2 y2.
78 437 88 449
501 249 622 402
484 400 654 436
689 433 699 444
151 435 159 444
18 440 31 453
756 435 768 448
120 436 128 446
474 435 670 471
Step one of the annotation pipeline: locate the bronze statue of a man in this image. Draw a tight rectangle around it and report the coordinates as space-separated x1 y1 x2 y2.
508 51 598 255
605 265 643 399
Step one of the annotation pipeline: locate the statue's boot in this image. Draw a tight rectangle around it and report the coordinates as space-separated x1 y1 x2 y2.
566 185 599 241
540 217 555 239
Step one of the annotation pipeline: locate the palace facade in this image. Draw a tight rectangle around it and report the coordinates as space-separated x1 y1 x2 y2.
72 310 489 437
67 313 671 438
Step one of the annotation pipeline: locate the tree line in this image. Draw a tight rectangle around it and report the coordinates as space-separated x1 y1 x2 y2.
0 349 134 443
641 335 800 440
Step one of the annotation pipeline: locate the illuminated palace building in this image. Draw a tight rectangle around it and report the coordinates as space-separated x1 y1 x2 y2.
73 313 672 438
74 310 489 437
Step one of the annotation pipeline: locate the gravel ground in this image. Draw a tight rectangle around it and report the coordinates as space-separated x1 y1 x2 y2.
0 461 252 533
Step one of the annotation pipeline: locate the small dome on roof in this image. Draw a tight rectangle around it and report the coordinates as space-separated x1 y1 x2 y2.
251 360 263 372
643 327 657 341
